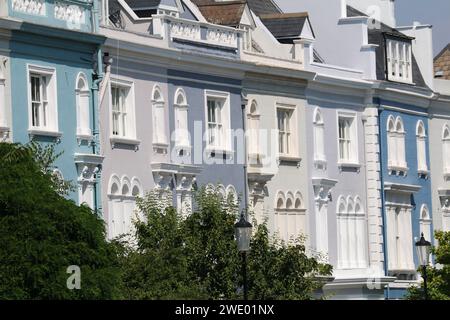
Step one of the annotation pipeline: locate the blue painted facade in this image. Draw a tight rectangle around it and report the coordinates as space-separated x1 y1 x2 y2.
3 0 105 209
377 98 434 298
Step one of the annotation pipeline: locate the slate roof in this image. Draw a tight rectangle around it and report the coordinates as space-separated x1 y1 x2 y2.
259 12 311 42
246 0 281 15
194 1 247 26
347 5 427 88
434 43 450 79
124 0 163 8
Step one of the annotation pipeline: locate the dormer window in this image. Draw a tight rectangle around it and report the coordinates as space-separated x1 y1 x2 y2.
386 39 412 83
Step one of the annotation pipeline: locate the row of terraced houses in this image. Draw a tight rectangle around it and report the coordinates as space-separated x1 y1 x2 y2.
1 0 450 299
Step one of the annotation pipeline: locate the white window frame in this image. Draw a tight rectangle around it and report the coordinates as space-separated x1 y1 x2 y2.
75 72 91 139
276 104 297 159
109 78 137 144
416 120 428 174
336 111 358 166
204 90 231 152
27 64 59 134
386 38 413 84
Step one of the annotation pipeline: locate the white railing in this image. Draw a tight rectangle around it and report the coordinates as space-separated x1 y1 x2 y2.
12 0 46 15
169 20 201 42
206 28 237 47
153 15 241 51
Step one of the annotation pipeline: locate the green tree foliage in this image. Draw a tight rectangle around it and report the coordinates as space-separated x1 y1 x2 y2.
407 231 450 300
0 142 121 299
120 186 333 300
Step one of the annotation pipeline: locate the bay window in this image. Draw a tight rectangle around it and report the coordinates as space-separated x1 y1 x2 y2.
386 38 412 83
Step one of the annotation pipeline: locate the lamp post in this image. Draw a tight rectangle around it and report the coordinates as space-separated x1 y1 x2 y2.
415 233 432 300
235 212 252 300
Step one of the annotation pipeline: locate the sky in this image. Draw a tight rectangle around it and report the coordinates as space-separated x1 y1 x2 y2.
277 0 449 56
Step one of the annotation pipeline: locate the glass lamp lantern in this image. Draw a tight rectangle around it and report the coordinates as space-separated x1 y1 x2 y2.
234 213 252 252
415 233 432 267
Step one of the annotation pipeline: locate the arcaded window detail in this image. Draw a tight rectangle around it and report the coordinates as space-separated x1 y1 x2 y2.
152 85 167 146
76 73 91 137
337 196 368 269
174 88 190 149
107 175 141 240
275 190 306 244
443 125 450 175
313 108 325 162
386 39 412 83
416 121 428 173
387 116 407 171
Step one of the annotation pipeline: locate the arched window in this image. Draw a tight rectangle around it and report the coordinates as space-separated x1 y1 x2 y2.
107 174 141 240
217 184 226 201
226 185 238 205
395 116 407 168
75 73 91 137
443 125 450 175
337 195 368 269
416 121 428 172
247 100 260 156
313 107 325 162
276 191 285 209
387 116 396 167
387 116 407 170
419 204 432 243
174 88 190 148
152 85 167 145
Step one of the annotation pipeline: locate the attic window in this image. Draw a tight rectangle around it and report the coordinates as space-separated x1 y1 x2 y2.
134 9 157 18
386 39 412 84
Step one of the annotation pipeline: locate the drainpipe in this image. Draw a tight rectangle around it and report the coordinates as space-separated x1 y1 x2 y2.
91 1 104 214
241 92 249 216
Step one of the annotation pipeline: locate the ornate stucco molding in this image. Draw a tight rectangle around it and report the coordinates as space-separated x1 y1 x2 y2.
12 0 46 16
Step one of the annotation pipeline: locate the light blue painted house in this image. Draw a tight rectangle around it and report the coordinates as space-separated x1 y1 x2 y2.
366 21 434 298
0 0 105 210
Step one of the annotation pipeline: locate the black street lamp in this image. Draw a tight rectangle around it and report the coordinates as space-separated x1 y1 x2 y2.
415 233 432 300
235 212 252 300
